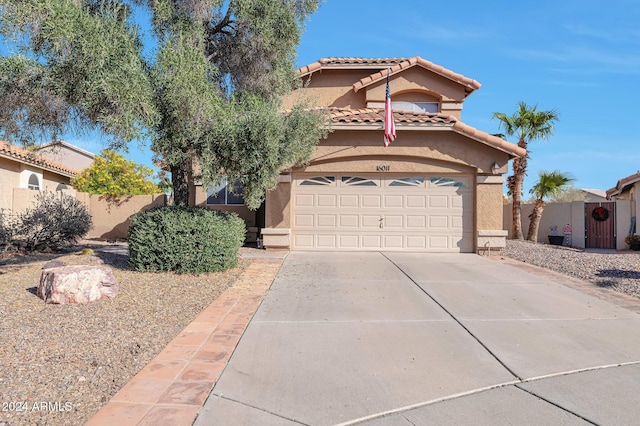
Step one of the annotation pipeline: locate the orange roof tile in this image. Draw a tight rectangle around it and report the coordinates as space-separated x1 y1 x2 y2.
330 108 456 125
328 108 524 158
607 170 640 197
0 140 77 176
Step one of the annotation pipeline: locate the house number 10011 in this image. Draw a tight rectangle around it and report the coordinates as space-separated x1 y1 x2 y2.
376 165 390 172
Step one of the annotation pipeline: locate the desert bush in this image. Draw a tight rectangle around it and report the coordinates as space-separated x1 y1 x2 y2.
0 209 16 249
11 192 92 251
128 206 245 274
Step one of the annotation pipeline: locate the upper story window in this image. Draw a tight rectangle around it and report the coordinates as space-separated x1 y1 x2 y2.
367 101 440 113
27 174 40 190
392 101 439 113
206 177 245 205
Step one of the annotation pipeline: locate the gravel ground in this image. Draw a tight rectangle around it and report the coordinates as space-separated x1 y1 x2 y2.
0 248 248 426
502 239 640 298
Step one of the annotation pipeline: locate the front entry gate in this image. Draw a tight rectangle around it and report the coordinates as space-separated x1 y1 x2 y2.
585 202 616 249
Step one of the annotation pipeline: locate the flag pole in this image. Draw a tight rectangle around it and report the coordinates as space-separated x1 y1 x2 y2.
384 67 396 147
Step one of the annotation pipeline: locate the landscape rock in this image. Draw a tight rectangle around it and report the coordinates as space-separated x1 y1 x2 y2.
42 259 68 269
38 265 119 304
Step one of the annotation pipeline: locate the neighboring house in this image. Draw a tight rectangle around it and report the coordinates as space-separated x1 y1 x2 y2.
192 56 524 252
581 188 608 202
607 171 640 232
0 140 77 212
34 140 95 172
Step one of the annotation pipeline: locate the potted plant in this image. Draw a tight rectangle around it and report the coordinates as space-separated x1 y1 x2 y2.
548 226 564 246
624 234 640 251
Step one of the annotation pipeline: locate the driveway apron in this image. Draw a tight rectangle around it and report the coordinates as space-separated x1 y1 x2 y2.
194 252 640 426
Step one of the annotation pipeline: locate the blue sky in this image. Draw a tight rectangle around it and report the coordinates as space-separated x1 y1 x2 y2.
5 0 640 195
294 0 640 195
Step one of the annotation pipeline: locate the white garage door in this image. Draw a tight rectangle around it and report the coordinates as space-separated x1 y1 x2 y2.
291 174 473 252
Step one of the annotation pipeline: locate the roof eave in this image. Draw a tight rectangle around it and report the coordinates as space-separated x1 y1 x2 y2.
0 150 77 178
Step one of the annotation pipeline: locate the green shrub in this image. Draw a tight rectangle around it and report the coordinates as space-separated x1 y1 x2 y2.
127 206 246 274
10 192 92 251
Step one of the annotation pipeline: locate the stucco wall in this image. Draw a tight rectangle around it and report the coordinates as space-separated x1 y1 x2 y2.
283 67 467 117
503 201 633 250
0 157 19 211
41 170 72 191
309 130 507 175
86 193 166 239
11 188 166 240
364 67 467 104
36 145 94 171
476 181 504 230
265 179 291 229
283 69 372 109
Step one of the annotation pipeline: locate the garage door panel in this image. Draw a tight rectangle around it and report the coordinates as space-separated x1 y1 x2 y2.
406 215 427 228
317 194 337 207
317 234 337 248
429 235 449 249
339 215 359 228
295 194 314 207
339 235 359 248
406 235 427 249
362 195 381 208
429 195 449 208
429 215 449 229
384 195 403 208
340 194 359 207
362 215 382 228
384 215 403 228
406 195 426 208
294 214 314 227
317 215 337 227
451 216 463 229
294 234 314 248
451 196 464 208
362 235 382 248
384 235 403 248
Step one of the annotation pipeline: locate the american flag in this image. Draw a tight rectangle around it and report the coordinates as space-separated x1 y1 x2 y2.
384 69 396 147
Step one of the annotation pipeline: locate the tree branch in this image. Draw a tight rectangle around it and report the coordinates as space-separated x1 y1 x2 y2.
206 1 234 36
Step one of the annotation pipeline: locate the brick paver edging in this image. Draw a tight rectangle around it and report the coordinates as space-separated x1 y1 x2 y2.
85 258 283 426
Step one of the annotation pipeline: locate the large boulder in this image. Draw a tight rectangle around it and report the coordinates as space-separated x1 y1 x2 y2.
38 265 119 304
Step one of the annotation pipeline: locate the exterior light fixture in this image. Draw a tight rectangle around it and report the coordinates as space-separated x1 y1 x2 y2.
491 162 500 175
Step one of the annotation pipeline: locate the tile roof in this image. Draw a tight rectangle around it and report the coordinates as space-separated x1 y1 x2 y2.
606 171 640 197
330 108 457 125
297 57 481 94
0 140 77 177
328 108 525 158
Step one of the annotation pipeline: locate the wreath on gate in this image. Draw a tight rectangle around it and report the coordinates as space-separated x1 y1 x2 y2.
592 206 609 222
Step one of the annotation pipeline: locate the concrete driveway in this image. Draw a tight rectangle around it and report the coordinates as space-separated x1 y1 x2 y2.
194 252 640 425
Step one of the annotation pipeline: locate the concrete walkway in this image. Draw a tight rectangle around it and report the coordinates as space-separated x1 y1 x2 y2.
86 249 286 426
194 252 640 426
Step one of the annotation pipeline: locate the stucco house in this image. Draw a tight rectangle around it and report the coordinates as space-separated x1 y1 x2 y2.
34 140 95 171
0 140 77 212
192 56 525 252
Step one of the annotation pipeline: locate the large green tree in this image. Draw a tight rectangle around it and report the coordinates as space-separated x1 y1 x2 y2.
493 101 558 240
526 170 574 242
0 0 327 208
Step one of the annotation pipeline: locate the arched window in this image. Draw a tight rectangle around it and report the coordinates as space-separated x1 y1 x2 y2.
27 174 40 190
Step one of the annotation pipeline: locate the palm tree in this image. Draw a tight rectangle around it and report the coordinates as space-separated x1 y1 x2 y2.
493 102 559 240
527 170 575 242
